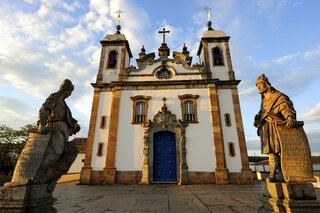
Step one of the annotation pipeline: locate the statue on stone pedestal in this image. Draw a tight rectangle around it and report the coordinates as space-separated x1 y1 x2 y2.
254 74 320 213
4 79 80 191
0 79 80 213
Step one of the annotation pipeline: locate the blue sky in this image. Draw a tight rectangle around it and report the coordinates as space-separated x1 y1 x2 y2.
1 0 320 156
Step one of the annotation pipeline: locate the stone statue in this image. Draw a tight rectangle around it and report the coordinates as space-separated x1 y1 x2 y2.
255 74 319 213
0 79 80 213
254 74 314 182
254 74 295 181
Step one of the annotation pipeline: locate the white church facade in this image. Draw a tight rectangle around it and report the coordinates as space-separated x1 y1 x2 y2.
80 22 253 185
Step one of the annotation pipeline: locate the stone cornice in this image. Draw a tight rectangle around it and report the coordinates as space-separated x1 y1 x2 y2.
91 79 241 90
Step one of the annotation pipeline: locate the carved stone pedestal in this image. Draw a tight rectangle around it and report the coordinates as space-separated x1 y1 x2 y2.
0 184 56 213
258 179 320 213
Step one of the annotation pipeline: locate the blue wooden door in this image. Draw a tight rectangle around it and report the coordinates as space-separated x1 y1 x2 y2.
153 131 177 182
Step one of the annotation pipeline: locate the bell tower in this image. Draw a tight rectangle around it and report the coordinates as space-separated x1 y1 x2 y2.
95 18 132 83
196 7 253 184
80 10 132 185
197 7 235 81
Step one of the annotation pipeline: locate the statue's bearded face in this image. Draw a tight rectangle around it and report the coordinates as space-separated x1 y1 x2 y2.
256 82 268 94
62 89 73 99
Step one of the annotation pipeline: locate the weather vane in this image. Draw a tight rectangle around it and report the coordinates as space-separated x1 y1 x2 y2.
115 9 123 34
204 6 211 21
115 9 123 25
204 6 213 30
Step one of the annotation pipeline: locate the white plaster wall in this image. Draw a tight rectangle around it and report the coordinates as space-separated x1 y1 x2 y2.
115 89 216 172
91 92 113 170
68 153 85 173
208 43 229 80
125 50 130 68
102 46 122 83
217 89 242 172
199 48 205 66
126 61 203 82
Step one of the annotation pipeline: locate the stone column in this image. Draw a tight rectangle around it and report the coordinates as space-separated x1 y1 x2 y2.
103 88 121 184
209 86 228 184
80 88 101 185
231 88 254 184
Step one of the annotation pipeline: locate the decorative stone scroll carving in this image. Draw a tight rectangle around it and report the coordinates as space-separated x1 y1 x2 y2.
141 101 188 184
124 52 206 76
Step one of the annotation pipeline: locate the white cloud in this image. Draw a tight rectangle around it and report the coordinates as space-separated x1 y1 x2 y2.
299 103 320 125
304 45 320 58
73 94 94 118
90 0 109 16
63 1 81 12
274 53 299 64
24 0 37 4
239 87 257 96
0 96 37 129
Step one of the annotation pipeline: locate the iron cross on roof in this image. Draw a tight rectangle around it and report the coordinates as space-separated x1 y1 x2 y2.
158 28 170 44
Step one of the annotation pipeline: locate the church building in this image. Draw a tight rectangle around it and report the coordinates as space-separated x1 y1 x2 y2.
80 14 253 185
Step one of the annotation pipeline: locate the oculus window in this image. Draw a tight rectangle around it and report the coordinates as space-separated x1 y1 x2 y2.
155 66 172 79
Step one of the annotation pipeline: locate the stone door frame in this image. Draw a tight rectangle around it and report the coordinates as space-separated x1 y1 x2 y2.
141 102 189 184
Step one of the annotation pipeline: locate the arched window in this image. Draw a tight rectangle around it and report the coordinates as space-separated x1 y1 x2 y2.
156 67 172 79
135 102 146 123
107 50 117 68
184 101 195 122
228 142 236 157
213 47 223 65
97 142 104 157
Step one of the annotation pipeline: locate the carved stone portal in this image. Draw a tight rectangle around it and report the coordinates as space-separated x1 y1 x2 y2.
141 102 188 184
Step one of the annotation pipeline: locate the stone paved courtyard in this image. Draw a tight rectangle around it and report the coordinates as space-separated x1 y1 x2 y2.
50 181 317 213
53 181 320 213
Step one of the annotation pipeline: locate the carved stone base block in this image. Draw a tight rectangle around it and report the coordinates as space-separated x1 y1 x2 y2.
179 165 189 185
215 168 228 184
0 184 56 213
103 168 116 184
258 179 320 212
140 165 149 184
79 166 92 185
240 168 254 184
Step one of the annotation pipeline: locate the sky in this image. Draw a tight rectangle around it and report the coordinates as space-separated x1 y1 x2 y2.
0 0 320 156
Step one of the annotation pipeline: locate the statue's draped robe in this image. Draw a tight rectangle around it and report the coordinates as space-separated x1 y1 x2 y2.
257 90 296 154
39 92 78 168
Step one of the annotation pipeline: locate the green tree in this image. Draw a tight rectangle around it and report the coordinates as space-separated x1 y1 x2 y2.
0 124 34 175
